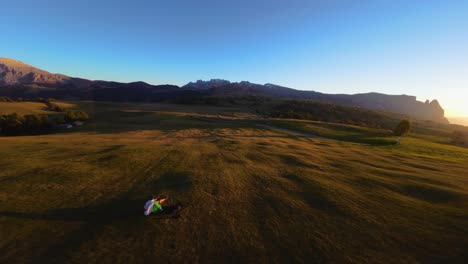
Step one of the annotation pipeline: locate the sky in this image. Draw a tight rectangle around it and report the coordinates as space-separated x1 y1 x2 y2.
1 0 467 117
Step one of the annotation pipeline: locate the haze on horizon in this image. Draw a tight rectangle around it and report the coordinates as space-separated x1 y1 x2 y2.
1 0 467 118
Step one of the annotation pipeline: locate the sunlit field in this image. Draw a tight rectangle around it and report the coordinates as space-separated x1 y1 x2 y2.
1 101 467 263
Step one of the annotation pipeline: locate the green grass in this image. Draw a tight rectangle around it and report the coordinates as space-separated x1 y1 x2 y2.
0 101 467 263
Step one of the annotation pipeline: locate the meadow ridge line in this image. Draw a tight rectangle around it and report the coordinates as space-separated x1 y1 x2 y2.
190 115 331 140
254 123 327 139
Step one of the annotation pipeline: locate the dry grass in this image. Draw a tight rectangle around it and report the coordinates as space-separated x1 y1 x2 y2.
0 101 74 115
0 102 52 115
0 101 467 263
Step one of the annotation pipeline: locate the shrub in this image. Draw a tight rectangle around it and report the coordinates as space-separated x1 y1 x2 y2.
64 111 90 122
453 131 468 145
41 98 66 112
394 120 411 145
46 102 67 112
394 120 411 137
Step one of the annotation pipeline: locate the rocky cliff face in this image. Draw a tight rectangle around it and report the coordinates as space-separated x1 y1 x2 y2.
345 93 448 123
183 80 449 124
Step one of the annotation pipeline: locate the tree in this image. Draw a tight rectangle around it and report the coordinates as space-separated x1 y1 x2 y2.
64 111 90 122
394 120 411 145
453 131 468 145
75 111 89 121
45 101 66 112
0 113 54 136
55 115 66 124
0 113 24 135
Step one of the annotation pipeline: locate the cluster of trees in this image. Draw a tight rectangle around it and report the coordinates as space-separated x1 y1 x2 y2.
64 111 89 122
269 100 398 129
53 111 90 125
1 95 89 136
43 99 67 112
0 113 54 136
0 110 90 136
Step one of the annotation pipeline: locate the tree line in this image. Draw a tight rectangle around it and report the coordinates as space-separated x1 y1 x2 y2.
0 111 90 136
1 96 52 103
0 113 54 135
0 96 90 136
269 100 399 130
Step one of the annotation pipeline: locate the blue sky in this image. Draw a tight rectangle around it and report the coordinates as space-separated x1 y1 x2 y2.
1 0 467 116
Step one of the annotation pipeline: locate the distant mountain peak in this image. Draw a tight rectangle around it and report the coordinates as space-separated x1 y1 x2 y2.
0 57 44 73
0 57 70 86
183 79 231 90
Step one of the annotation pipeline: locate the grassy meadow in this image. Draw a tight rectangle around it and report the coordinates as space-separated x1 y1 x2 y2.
0 101 467 263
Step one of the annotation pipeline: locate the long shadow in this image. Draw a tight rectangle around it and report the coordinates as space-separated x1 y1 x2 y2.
1 167 188 263
0 199 183 264
281 173 348 215
0 203 183 222
0 199 143 222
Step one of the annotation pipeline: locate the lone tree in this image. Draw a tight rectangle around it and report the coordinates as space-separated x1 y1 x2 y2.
453 131 468 146
394 119 411 145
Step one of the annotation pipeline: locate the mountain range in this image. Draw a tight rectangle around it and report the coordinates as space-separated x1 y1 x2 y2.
0 57 448 123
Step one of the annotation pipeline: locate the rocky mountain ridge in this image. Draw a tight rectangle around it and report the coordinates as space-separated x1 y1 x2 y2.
0 58 448 123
